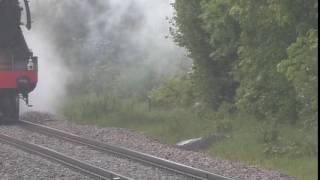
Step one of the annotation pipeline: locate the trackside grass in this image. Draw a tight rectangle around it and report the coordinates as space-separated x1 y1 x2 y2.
61 99 318 180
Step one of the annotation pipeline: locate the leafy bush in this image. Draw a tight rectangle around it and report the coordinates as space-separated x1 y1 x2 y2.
149 74 196 108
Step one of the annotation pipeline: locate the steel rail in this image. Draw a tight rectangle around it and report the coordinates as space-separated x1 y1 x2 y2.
20 120 234 180
0 133 133 180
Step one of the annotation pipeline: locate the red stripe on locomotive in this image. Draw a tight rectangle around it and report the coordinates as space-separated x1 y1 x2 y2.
0 71 37 88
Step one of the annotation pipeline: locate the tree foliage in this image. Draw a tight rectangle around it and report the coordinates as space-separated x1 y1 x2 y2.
171 0 238 109
278 29 318 126
170 0 318 125
150 75 195 108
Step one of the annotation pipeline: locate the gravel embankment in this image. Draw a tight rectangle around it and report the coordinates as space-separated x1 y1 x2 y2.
1 112 294 180
0 125 193 180
0 143 89 180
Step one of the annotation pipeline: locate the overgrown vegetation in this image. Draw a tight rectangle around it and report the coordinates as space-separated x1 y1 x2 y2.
59 0 318 179
61 98 317 179
172 0 318 126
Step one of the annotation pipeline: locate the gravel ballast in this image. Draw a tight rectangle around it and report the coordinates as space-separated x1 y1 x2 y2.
1 112 294 180
0 125 192 180
0 143 89 180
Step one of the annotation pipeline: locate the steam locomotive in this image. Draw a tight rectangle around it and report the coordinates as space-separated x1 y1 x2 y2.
0 0 38 123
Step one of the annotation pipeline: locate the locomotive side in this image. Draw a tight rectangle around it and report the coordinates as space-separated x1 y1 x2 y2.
0 0 38 123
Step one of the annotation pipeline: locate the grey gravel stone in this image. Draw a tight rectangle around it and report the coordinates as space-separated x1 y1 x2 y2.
0 123 193 179
0 143 90 180
21 111 294 180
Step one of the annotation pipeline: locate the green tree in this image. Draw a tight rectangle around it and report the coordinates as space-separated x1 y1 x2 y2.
172 0 318 125
278 29 318 127
172 0 238 109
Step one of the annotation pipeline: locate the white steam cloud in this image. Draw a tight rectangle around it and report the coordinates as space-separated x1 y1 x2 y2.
21 28 69 113
21 0 188 113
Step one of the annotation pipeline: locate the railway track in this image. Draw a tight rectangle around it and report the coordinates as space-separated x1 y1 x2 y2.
1 120 234 180
0 133 132 180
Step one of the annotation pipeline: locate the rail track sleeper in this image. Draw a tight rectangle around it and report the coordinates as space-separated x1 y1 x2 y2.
20 120 234 180
0 133 134 180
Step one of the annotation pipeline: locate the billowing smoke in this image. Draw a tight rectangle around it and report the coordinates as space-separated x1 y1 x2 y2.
21 0 189 113
22 28 70 113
